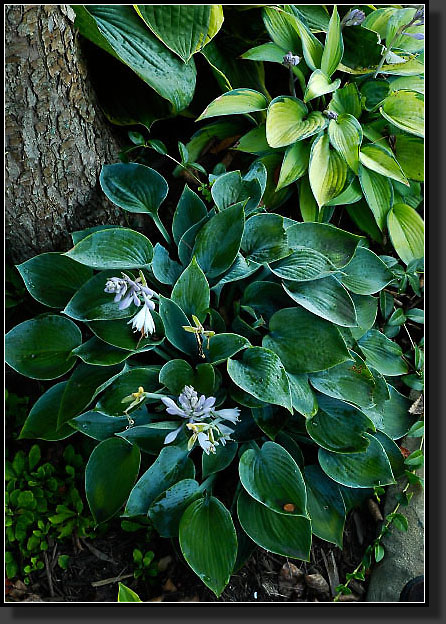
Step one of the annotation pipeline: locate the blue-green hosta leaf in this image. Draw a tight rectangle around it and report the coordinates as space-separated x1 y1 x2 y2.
319 433 396 488
88 314 164 352
251 405 290 440
202 442 238 479
304 465 346 548
172 185 207 246
96 366 162 416
150 244 182 286
73 6 196 113
283 276 357 327
328 83 362 118
180 496 237 597
360 79 390 112
239 441 307 516
263 307 351 374
287 373 318 417
72 337 132 366
269 248 335 282
212 255 260 292
19 383 75 441
125 446 194 517
359 165 394 231
86 437 141 524
204 333 250 366
227 347 293 412
241 42 288 64
148 479 202 538
241 213 290 264
358 330 408 376
266 96 327 149
286 222 364 267
309 133 348 208
6 316 81 380
211 171 262 215
387 203 424 265
372 431 405 480
363 384 415 440
339 247 394 295
70 409 150 441
306 395 374 453
309 352 376 409
237 489 311 560
359 144 409 186
65 228 153 270
304 70 341 103
171 257 210 323
380 90 424 138
159 359 215 396
193 203 245 279
349 294 379 341
321 6 343 78
394 134 424 182
197 89 268 121
262 7 303 53
276 142 310 191
17 253 92 309
117 422 188 455
242 281 291 322
158 296 198 357
328 114 363 174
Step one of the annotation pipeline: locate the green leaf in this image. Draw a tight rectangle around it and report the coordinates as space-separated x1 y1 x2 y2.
88 314 164 352
100 162 167 212
172 185 207 248
359 166 394 231
306 395 374 452
6 315 81 380
158 295 198 357
241 42 288 64
359 144 409 186
298 176 318 222
234 125 270 155
266 96 327 148
251 405 290 440
197 89 268 121
203 333 250 366
374 544 385 563
262 7 302 53
241 214 290 264
339 247 394 295
180 496 237 597
125 447 194 517
227 347 292 412
237 489 311 560
304 70 341 103
118 582 142 602
321 6 343 78
280 9 323 70
339 26 384 72
406 421 424 438
193 202 245 279
148 479 201 537
70 410 149 442
319 433 396 488
304 465 346 548
73 6 196 113
151 244 182 286
328 83 362 118
276 142 310 191
85 437 140 524
380 91 424 138
17 253 92 309
269 248 335 282
19 383 74 441
373 430 405 479
135 5 213 63
117 422 186 455
65 228 153 270
239 441 307 516
96 366 161 416
263 307 351 374
212 255 260 291
328 114 362 174
171 257 210 323
350 294 378 341
358 330 408 376
389 75 424 96
283 276 357 327
363 384 415 441
287 373 318 417
387 203 424 265
309 133 348 208
242 281 291 321
72 337 132 366
202 442 238 479
325 179 362 207
392 513 409 532
159 360 215 396
394 134 424 182
211 171 262 216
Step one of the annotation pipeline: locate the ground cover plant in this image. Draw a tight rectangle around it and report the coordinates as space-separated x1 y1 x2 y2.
5 4 424 602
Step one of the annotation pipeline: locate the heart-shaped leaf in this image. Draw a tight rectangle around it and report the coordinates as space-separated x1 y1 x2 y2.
286 222 363 268
359 144 409 186
159 360 215 396
276 141 310 191
19 383 75 441
387 203 424 265
309 133 348 208
148 479 202 537
358 165 394 231
287 373 318 417
304 70 341 103
179 496 237 597
328 114 363 173
263 307 351 374
86 437 141 524
321 6 343 77
358 330 408 376
197 89 268 121
380 90 424 137
304 465 346 548
211 171 262 215
202 442 238 478
266 96 327 148
239 441 307 516
269 247 335 282
339 247 394 294
96 367 162 416
100 162 167 213
158 296 199 357
241 214 290 264
6 316 81 380
203 333 250 365
117 422 187 455
237 489 312 560
227 347 293 412
171 257 210 322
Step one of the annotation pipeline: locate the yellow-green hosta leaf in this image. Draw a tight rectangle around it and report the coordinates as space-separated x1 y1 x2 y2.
304 70 341 103
358 165 394 231
197 4 224 51
276 142 310 191
389 75 424 95
359 144 409 186
321 6 343 78
266 96 327 148
387 203 424 265
328 114 363 173
380 90 424 137
309 133 348 208
241 42 288 64
262 6 302 53
278 9 323 71
197 88 268 121
394 135 424 182
328 82 362 118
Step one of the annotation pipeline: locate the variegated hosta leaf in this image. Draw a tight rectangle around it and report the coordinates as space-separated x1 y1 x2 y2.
387 203 424 265
320 6 343 78
266 96 327 149
279 9 324 71
309 133 348 208
276 142 310 191
359 144 409 186
304 70 341 103
328 114 363 173
197 88 268 121
379 90 424 138
358 165 394 231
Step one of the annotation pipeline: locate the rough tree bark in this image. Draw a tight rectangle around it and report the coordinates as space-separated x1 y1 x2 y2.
5 5 125 263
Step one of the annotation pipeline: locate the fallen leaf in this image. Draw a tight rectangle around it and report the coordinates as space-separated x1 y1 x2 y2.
304 574 330 596
162 578 177 593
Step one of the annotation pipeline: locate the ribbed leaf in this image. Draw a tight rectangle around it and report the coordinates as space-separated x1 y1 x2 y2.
387 203 424 265
339 247 394 295
321 6 343 78
262 7 302 53
380 90 424 137
197 89 268 121
204 333 250 365
241 214 290 264
360 144 409 186
304 70 341 103
358 330 408 376
286 222 363 267
328 114 363 173
266 96 327 148
359 166 394 231
328 82 362 118
269 247 335 282
276 141 310 191
394 134 424 182
309 133 348 208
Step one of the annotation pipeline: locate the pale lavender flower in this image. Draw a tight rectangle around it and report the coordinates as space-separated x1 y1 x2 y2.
127 293 156 337
104 272 155 310
282 51 301 67
403 32 424 40
342 8 366 27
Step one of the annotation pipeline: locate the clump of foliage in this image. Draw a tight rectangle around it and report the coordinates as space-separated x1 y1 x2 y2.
6 4 423 599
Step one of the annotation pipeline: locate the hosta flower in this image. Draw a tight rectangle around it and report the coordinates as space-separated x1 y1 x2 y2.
104 272 156 310
282 51 301 67
127 293 156 337
342 8 366 27
161 385 216 420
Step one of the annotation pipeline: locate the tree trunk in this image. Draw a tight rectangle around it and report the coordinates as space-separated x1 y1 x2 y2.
5 5 124 263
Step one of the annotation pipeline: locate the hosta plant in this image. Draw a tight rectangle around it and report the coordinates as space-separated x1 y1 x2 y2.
5 158 422 597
